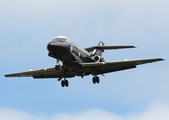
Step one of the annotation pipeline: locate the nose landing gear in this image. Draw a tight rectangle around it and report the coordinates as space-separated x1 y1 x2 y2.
55 59 62 70
55 65 62 70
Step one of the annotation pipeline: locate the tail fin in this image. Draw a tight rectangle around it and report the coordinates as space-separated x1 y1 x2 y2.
92 41 105 57
98 41 104 47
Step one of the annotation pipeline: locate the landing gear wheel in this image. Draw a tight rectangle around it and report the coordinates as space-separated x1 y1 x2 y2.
92 77 96 84
61 80 69 87
55 65 58 70
96 76 100 83
55 65 62 70
61 80 65 87
65 80 69 87
92 76 100 84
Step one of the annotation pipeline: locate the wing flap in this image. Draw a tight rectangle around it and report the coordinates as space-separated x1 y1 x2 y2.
81 58 164 68
80 58 164 75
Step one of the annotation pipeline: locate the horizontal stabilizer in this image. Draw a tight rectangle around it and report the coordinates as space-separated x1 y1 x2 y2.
85 45 136 52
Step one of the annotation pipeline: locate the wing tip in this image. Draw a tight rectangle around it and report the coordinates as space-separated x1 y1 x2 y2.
158 58 165 61
151 58 165 62
4 74 13 77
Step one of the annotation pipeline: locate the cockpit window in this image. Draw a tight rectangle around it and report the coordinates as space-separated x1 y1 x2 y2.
52 38 68 43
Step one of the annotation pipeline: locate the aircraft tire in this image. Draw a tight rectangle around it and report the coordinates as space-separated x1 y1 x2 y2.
61 80 65 87
55 65 62 70
92 77 96 84
65 80 69 87
55 65 58 70
58 65 62 70
61 80 69 87
96 76 100 83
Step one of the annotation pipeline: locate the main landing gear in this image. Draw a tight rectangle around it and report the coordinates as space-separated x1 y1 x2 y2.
61 79 69 87
61 77 100 87
92 76 100 84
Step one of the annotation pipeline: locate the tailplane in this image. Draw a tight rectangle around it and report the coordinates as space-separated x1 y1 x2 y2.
86 41 135 62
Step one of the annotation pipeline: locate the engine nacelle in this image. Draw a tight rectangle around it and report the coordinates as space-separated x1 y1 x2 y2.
93 55 101 62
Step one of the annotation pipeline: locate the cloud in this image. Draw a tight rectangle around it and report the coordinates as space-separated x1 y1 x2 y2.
1 0 169 41
0 102 169 120
1 0 169 26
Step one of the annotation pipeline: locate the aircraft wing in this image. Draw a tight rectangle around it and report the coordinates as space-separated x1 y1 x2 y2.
4 67 74 79
85 45 136 52
80 58 164 74
5 58 164 79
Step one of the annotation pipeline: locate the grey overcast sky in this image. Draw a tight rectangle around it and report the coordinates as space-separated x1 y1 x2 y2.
0 0 169 119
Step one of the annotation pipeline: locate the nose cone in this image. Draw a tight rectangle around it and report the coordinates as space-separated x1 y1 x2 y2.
47 42 52 51
47 42 55 50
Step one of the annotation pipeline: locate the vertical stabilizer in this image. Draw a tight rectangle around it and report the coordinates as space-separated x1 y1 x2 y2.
92 41 105 57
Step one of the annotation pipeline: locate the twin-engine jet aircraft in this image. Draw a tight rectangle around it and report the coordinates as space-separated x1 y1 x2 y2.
5 36 164 87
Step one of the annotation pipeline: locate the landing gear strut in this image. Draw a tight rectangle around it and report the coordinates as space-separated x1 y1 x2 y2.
55 59 62 70
92 76 100 84
61 79 69 87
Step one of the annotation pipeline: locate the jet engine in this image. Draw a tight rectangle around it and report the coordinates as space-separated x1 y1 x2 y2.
93 55 101 62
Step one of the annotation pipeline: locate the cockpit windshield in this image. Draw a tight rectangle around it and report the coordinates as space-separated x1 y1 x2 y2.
52 38 68 43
